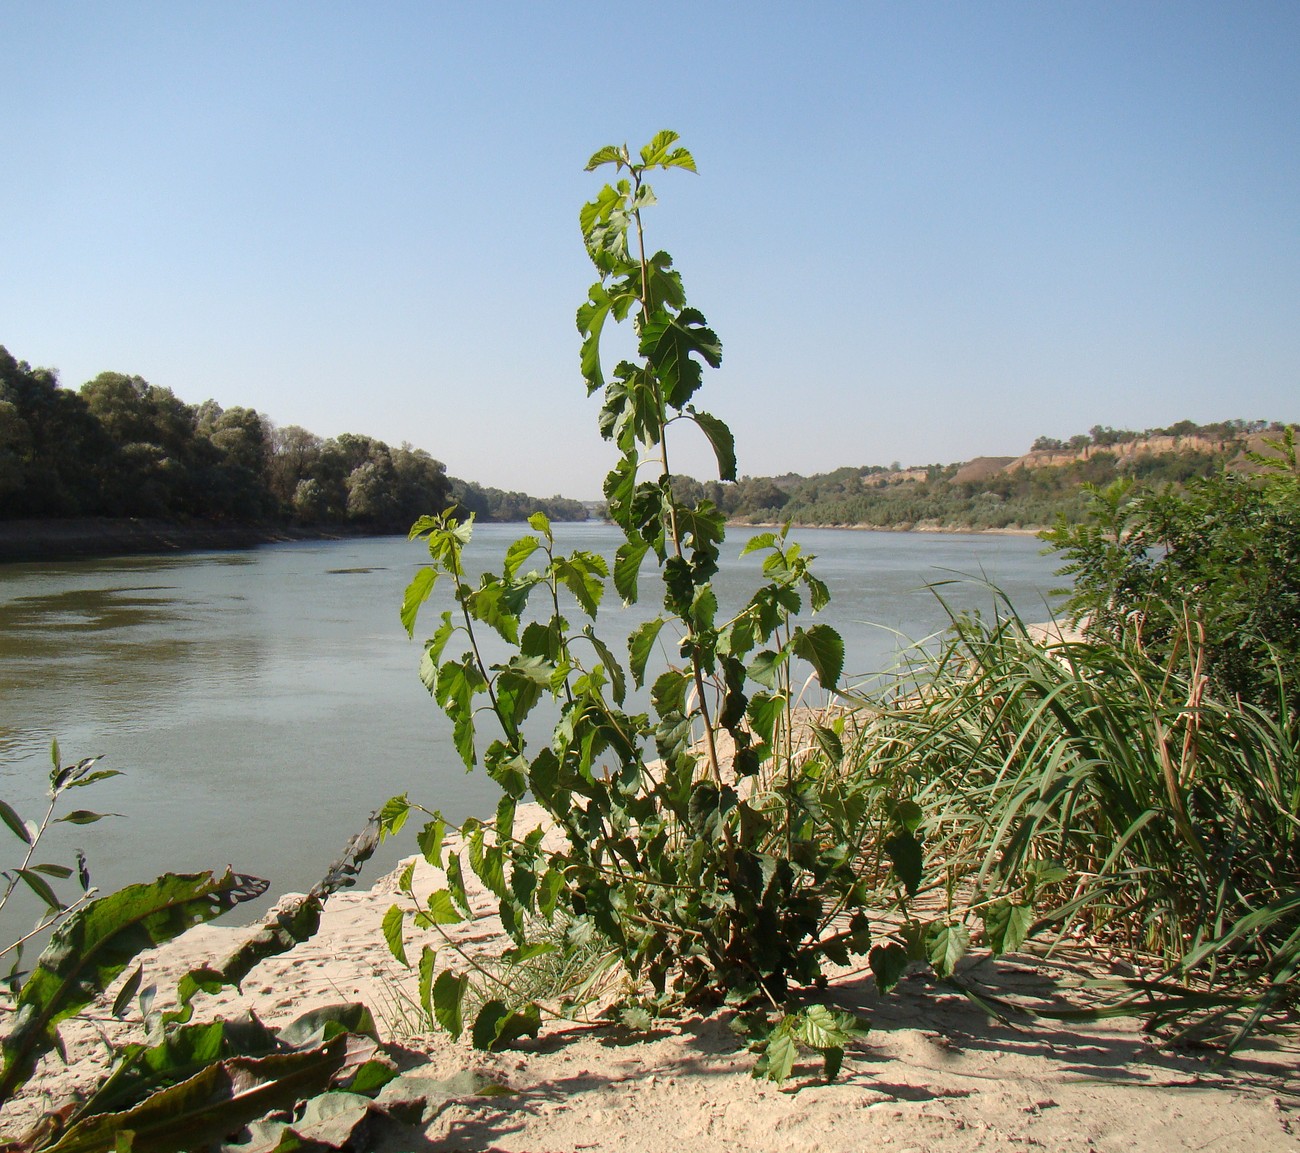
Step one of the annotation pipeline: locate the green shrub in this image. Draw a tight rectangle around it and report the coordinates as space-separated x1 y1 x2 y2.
1043 427 1300 715
386 134 884 1081
843 602 1300 1049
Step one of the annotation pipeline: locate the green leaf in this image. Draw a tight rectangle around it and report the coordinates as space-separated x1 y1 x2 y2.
790 624 844 690
582 626 626 705
890 799 924 834
927 921 972 978
884 829 923 896
468 830 507 901
822 1045 845 1083
639 130 696 172
747 649 787 690
432 970 468 1038
0 800 31 845
41 1033 375 1153
794 1004 863 1051
418 946 437 1021
31 863 73 880
110 963 143 1020
417 815 446 868
446 852 472 917
471 999 542 1052
809 722 843 764
466 577 521 645
424 890 465 925
400 567 439 637
0 869 268 1102
689 410 737 482
554 553 607 618
382 905 407 967
376 795 410 838
869 942 908 994
54 810 110 826
584 143 626 172
65 769 122 790
17 868 62 910
754 1018 798 1083
614 538 650 605
651 668 690 715
503 534 540 580
981 900 1034 956
638 307 722 410
628 617 667 689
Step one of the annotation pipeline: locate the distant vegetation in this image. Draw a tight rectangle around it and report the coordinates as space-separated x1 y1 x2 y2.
2 343 1288 535
677 419 1287 529
0 345 587 530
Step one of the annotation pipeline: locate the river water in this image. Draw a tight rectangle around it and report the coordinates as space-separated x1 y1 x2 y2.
0 524 1064 924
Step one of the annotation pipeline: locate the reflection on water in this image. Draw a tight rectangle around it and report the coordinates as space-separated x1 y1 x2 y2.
0 528 1063 924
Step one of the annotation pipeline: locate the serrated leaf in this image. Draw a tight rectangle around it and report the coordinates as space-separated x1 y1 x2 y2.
382 905 407 967
614 537 650 605
639 307 722 410
790 624 844 690
417 816 446 868
927 921 971 978
869 942 908 994
822 1045 844 1082
582 626 626 705
400 567 439 637
884 829 923 896
747 649 786 690
584 143 626 172
432 970 468 1038
809 722 843 764
754 1019 798 1083
628 617 667 689
424 890 465 925
377 795 410 838
690 410 736 482
418 946 436 1021
471 999 541 1052
981 900 1034 956
890 799 924 834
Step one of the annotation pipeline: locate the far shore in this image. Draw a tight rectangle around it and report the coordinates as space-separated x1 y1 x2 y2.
0 516 1048 565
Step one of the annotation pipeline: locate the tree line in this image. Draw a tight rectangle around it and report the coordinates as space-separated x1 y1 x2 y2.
671 421 1287 530
0 346 587 529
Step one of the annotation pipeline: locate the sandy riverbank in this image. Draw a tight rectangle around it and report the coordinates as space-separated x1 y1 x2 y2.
3 802 1295 1151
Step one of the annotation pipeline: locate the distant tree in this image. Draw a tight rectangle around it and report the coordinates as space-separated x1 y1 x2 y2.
267 424 323 512
0 348 104 516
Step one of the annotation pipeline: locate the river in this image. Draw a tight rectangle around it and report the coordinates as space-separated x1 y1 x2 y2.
0 524 1064 925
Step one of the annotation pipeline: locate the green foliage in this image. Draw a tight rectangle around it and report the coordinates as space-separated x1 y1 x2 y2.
0 344 588 535
0 870 269 1104
841 599 1300 1049
390 134 880 1080
0 811 412 1151
1 744 123 994
1044 427 1300 714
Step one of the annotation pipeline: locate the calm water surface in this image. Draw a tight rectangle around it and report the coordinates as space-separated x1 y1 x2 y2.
0 525 1063 922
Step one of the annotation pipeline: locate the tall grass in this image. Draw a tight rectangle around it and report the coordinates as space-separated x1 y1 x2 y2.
841 599 1300 1049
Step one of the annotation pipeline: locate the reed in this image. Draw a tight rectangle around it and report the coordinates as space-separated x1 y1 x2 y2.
841 597 1300 1049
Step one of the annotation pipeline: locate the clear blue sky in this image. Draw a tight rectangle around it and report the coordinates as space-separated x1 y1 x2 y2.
4 2 1297 499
